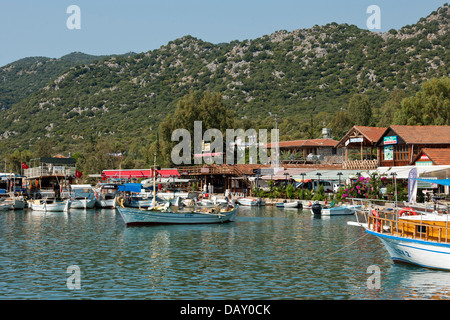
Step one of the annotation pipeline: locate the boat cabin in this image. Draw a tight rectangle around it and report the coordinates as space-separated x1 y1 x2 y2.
24 157 77 198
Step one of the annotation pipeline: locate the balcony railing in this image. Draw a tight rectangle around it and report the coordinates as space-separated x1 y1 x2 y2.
342 160 378 170
24 165 76 178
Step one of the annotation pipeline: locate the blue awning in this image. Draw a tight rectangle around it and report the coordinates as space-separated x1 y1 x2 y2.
414 179 450 186
118 183 142 193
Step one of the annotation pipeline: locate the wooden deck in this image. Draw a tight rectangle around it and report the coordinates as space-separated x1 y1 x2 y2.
367 210 450 244
342 160 378 170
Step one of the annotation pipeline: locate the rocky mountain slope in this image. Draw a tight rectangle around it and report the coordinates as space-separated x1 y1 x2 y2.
0 4 448 155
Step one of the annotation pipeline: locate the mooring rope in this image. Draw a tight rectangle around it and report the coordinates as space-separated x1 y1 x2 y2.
323 232 369 258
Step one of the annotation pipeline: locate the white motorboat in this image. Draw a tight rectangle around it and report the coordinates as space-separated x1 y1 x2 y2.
311 202 361 216
276 201 302 208
238 197 265 206
94 184 120 208
70 197 97 209
69 184 97 209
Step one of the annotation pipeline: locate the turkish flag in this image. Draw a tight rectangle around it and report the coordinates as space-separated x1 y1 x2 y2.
21 162 29 169
75 170 82 178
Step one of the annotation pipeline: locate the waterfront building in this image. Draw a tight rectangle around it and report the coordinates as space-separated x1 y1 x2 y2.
376 125 450 167
413 148 450 166
265 138 343 165
336 126 387 170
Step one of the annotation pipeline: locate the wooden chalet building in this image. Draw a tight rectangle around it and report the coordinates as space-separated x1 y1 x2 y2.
376 125 450 167
336 126 387 170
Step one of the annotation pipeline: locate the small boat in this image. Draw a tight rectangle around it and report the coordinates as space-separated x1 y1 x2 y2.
238 197 265 206
311 201 361 216
116 198 238 226
94 184 120 208
70 197 97 209
70 184 97 209
0 202 12 211
276 201 302 208
28 199 70 212
8 198 26 210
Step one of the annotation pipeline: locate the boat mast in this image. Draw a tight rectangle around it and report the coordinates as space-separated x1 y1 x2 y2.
152 152 156 207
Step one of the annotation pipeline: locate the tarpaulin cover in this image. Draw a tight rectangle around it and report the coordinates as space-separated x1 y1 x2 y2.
414 179 450 186
118 183 142 193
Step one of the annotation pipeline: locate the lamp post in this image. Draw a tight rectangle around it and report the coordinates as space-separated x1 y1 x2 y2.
284 172 290 187
391 172 398 203
300 173 306 183
316 172 322 191
337 172 343 193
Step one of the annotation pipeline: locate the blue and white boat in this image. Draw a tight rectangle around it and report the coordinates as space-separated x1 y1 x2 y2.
276 201 302 208
116 203 238 226
360 213 450 270
311 202 361 216
348 179 450 270
366 227 450 270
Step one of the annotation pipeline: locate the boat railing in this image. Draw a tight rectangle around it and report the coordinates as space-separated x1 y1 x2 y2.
351 198 450 244
25 165 76 178
367 210 450 244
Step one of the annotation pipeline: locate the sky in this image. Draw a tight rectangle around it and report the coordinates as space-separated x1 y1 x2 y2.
0 0 447 67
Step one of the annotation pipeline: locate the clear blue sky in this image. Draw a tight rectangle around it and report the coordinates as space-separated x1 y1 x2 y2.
0 0 447 67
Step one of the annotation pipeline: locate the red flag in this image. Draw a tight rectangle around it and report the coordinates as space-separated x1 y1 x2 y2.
75 170 82 178
21 162 29 169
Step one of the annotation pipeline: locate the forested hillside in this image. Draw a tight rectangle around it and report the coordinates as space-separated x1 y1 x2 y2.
0 4 448 172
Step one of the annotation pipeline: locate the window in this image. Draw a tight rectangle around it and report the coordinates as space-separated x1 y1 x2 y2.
394 145 409 161
417 225 427 234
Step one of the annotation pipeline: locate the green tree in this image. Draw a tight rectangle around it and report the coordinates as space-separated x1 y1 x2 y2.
348 94 373 126
33 139 54 158
159 90 235 166
375 89 407 127
394 77 449 125
330 110 353 140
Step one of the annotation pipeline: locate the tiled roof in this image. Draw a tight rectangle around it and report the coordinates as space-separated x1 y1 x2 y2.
336 126 387 148
354 126 387 142
266 138 339 149
389 125 450 144
416 148 450 165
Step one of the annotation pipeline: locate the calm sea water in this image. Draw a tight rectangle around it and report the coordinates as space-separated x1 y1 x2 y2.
1 205 450 300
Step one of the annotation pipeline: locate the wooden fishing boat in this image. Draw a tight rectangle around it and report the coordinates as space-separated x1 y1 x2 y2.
0 197 25 210
28 199 70 212
349 179 450 270
116 199 238 226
